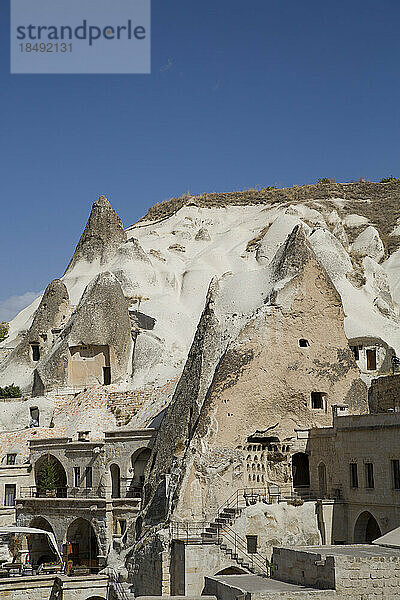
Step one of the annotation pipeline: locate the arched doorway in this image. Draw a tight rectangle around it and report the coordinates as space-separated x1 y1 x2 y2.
318 462 327 497
35 454 67 497
65 518 99 572
215 566 247 575
354 511 381 544
292 453 310 488
28 517 58 568
128 448 151 497
110 464 121 499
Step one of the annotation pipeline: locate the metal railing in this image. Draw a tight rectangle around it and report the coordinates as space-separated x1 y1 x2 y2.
216 486 318 514
220 524 271 576
170 521 271 577
19 483 143 501
170 521 211 542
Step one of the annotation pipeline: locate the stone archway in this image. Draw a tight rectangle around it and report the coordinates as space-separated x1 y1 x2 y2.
34 454 67 497
292 452 310 488
128 448 151 497
354 511 381 544
28 517 58 568
215 566 247 575
66 518 99 572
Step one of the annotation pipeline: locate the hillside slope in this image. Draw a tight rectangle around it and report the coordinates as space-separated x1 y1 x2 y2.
1 182 400 425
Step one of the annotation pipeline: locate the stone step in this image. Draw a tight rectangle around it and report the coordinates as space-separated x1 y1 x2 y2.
201 533 219 542
205 526 218 534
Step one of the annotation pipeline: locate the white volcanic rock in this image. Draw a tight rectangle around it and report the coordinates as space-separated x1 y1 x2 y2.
327 209 341 226
256 213 309 264
308 228 352 280
351 226 385 262
2 190 400 408
344 213 369 227
332 221 349 249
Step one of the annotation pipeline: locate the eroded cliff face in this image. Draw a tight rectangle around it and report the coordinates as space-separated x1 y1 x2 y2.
3 185 400 402
65 195 126 273
33 272 132 394
0 279 71 391
141 226 368 524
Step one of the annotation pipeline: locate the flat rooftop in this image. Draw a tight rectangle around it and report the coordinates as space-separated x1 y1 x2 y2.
296 544 400 558
209 574 316 593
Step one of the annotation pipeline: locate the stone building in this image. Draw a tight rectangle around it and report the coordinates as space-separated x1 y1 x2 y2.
16 427 155 570
308 411 400 546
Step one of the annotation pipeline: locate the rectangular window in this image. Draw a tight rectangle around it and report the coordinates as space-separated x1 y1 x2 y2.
350 463 358 488
6 454 16 466
366 349 377 371
85 466 93 489
392 460 400 490
311 392 324 409
4 484 16 507
31 344 40 362
350 346 359 360
74 466 81 488
246 535 258 554
365 462 374 489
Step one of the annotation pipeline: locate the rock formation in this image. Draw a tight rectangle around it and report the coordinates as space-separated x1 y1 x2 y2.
33 272 132 395
140 225 367 526
65 195 126 272
0 279 71 391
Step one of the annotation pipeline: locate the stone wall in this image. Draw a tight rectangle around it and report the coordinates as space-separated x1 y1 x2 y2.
171 541 251 596
273 547 335 589
368 374 400 413
107 391 151 427
0 574 108 600
273 546 400 600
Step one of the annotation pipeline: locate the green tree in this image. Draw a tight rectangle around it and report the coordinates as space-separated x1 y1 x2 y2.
38 459 57 492
0 322 8 343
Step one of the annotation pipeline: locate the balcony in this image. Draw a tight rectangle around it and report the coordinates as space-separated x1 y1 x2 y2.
18 483 143 502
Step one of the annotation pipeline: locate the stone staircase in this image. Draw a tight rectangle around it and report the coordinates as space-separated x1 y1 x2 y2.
201 506 269 576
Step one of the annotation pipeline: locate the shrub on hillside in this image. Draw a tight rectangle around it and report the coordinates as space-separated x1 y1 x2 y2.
0 384 22 398
380 176 400 183
0 322 8 342
317 177 336 184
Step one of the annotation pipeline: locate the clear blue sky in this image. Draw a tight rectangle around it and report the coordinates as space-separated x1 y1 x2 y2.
1 0 400 320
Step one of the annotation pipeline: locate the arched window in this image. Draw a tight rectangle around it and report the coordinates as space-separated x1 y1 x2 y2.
34 454 67 497
128 448 151 497
110 464 121 499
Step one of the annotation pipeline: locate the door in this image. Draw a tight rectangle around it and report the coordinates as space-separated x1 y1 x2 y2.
366 349 377 370
103 366 111 385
